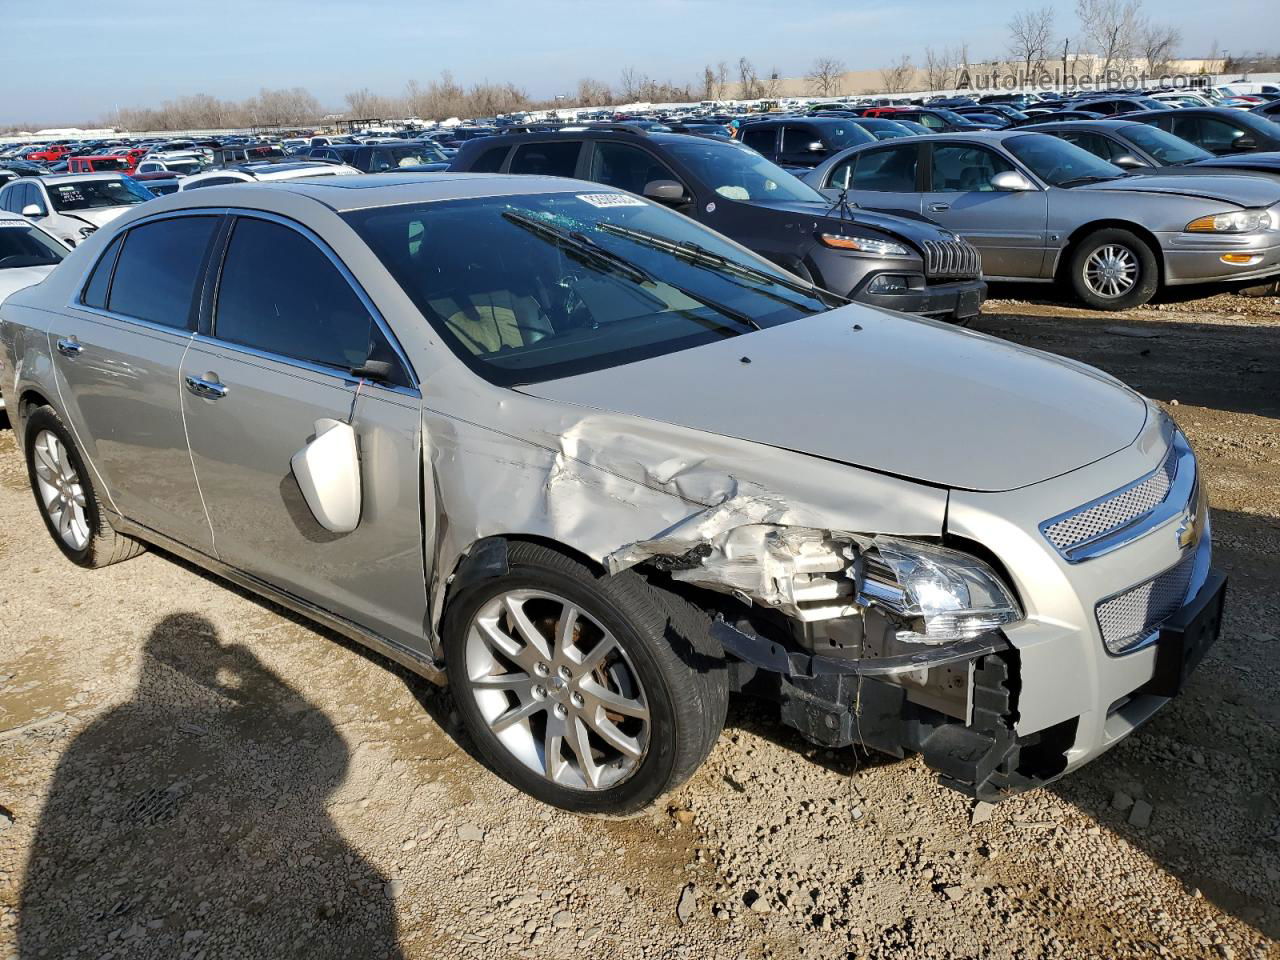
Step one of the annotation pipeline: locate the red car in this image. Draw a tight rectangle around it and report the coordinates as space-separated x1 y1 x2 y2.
67 154 138 175
25 144 73 165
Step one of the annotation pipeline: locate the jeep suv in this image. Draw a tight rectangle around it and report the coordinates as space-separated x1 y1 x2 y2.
450 128 986 320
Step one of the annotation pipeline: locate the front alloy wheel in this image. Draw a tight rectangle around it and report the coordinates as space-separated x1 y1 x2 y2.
465 589 649 790
443 541 727 814
1068 227 1159 310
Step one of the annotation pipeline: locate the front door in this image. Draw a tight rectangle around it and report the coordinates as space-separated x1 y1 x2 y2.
48 214 221 551
920 142 1049 279
181 214 428 652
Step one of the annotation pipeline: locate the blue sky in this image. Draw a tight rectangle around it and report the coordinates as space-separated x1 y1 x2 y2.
3 0 1270 124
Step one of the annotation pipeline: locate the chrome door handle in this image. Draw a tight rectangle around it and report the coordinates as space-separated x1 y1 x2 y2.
56 336 82 357
928 202 950 212
184 375 228 400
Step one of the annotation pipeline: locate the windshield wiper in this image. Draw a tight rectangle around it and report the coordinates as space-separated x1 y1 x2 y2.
598 222 848 307
502 211 761 333
1056 174 1127 187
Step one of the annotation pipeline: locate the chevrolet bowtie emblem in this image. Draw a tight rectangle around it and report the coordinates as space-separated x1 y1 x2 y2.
1175 506 1200 550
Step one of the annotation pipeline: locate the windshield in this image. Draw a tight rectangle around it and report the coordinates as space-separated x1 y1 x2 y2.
47 178 152 211
343 192 831 386
819 123 875 148
167 160 203 176
1122 124 1213 165
858 120 915 140
0 220 65 267
372 144 446 169
1004 134 1126 186
666 139 827 203
933 109 981 126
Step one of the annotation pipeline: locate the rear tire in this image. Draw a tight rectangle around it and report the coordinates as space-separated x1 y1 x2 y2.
1068 228 1159 310
23 406 145 568
443 541 727 814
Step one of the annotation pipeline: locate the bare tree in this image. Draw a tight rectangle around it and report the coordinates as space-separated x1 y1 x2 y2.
807 57 846 96
737 57 763 99
618 67 641 102
879 54 915 93
713 61 731 100
1008 6 1056 79
923 47 958 91
1137 20 1180 73
1075 0 1143 75
576 77 612 106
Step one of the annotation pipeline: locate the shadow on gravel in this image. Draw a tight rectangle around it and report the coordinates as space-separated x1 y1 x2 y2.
16 613 406 959
973 310 1280 420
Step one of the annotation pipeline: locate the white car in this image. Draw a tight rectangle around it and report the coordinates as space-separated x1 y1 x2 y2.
0 211 67 408
177 161 361 191
136 156 207 177
1148 91 1214 108
0 174 152 247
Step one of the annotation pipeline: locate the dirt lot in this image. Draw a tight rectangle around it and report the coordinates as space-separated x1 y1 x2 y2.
0 288 1277 960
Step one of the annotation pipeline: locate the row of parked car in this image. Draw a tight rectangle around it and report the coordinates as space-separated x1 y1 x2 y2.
3 88 1280 315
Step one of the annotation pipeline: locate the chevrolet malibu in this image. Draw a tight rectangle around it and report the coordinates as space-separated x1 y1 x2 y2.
0 175 1225 813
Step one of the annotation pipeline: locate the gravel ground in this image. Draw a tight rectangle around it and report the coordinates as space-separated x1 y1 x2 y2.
0 288 1277 960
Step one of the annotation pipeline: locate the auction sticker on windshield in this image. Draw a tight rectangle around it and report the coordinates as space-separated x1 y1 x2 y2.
576 193 646 208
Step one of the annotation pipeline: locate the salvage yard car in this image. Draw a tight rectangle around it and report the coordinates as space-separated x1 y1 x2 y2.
804 131 1280 308
0 174 1225 813
0 174 153 247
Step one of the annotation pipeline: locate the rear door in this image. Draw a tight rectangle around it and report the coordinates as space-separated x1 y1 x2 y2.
778 124 825 167
47 214 221 550
919 141 1049 279
739 125 779 162
180 213 428 651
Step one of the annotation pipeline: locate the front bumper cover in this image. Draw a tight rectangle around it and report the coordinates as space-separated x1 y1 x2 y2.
851 274 987 318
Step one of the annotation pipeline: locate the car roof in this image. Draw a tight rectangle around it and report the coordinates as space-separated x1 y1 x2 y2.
137 172 608 216
31 173 126 184
1022 119 1145 132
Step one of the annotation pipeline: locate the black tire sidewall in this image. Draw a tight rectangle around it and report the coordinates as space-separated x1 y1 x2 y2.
1070 228 1159 310
23 407 101 567
443 560 685 815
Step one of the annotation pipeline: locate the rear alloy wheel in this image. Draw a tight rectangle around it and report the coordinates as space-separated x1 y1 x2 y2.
23 406 145 568
1068 228 1159 310
443 541 727 814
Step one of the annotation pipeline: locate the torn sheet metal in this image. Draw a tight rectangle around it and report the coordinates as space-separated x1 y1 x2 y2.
419 390 949 653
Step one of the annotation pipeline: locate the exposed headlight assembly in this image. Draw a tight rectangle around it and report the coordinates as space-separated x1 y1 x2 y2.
855 537 1022 644
1184 209 1270 234
819 233 910 256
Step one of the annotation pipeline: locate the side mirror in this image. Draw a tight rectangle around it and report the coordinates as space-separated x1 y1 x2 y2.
1234 136 1257 151
1112 154 1149 169
643 179 689 205
350 358 396 382
21 204 44 218
807 141 828 153
290 418 362 533
990 170 1036 192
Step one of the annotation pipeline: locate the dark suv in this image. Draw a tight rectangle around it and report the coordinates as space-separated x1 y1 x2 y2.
450 128 986 319
736 117 876 169
308 141 450 173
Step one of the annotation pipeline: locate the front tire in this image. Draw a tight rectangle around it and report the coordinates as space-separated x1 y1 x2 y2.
1068 228 1159 310
23 406 144 568
443 541 727 814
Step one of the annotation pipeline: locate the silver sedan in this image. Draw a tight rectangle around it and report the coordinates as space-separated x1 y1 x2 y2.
802 130 1280 308
0 175 1223 812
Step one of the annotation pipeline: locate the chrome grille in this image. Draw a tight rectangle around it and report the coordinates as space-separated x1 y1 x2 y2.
922 237 982 279
1096 549 1196 654
1044 446 1179 553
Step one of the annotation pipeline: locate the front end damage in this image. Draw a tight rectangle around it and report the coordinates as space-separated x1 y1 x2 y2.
610 523 1074 803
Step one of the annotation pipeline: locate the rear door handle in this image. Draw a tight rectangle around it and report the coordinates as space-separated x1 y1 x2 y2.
56 336 82 357
928 202 951 212
184 375 228 400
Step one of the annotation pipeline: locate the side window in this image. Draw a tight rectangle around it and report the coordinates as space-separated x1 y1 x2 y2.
468 144 510 173
214 217 374 371
827 159 855 190
929 144 1014 192
22 184 46 215
106 216 218 328
915 113 945 130
184 176 239 190
780 125 820 154
849 144 919 191
740 126 777 155
81 234 124 308
509 141 581 177
1055 131 1114 161
0 185 16 213
1197 118 1248 151
588 142 679 195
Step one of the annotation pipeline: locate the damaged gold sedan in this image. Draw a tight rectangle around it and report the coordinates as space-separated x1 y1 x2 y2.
0 174 1225 813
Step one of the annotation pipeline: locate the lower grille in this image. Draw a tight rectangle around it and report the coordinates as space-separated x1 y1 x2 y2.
922 238 982 279
1095 549 1196 654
